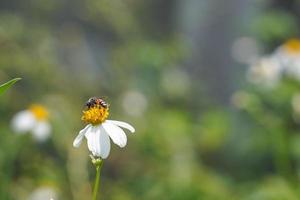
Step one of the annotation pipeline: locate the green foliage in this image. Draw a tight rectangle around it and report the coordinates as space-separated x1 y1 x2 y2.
197 110 231 152
252 10 298 45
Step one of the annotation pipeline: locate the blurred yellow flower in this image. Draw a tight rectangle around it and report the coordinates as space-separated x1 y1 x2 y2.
283 38 300 55
29 104 49 120
73 98 135 159
11 104 51 142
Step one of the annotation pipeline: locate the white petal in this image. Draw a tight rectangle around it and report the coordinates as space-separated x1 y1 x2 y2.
85 125 110 158
102 121 127 148
11 110 36 134
106 120 135 133
32 121 51 142
99 126 111 159
85 126 99 156
73 124 92 147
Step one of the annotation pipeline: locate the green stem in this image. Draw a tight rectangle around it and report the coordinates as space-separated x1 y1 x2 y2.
272 129 293 181
92 160 103 200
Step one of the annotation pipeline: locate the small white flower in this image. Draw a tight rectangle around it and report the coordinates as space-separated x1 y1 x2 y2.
122 90 148 117
247 56 282 88
73 98 135 159
11 104 51 142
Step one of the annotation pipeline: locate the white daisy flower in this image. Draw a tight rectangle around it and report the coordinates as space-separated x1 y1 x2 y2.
274 38 300 79
247 56 282 88
11 104 51 142
73 97 135 159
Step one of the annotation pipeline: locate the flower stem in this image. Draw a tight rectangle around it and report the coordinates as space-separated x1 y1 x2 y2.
92 158 103 200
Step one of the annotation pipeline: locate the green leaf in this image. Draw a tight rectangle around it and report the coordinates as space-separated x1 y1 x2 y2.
0 78 21 95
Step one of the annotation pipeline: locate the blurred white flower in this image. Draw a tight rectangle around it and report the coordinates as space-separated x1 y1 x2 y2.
11 104 51 142
274 38 300 80
122 90 148 117
247 56 282 88
73 98 135 159
161 68 191 97
28 186 57 200
231 37 260 64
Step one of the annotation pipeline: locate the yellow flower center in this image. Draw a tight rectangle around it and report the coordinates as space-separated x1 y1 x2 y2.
283 38 300 54
29 104 49 121
81 105 109 125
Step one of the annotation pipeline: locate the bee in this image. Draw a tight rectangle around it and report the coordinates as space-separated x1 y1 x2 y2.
85 97 108 108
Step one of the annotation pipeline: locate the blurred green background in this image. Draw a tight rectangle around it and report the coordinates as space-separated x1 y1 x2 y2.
2 0 300 199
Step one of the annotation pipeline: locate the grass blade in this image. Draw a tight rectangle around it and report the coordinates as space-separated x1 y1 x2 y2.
0 78 21 95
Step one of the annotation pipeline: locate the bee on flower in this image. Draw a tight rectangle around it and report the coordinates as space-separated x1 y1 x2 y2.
73 97 135 159
11 104 51 142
